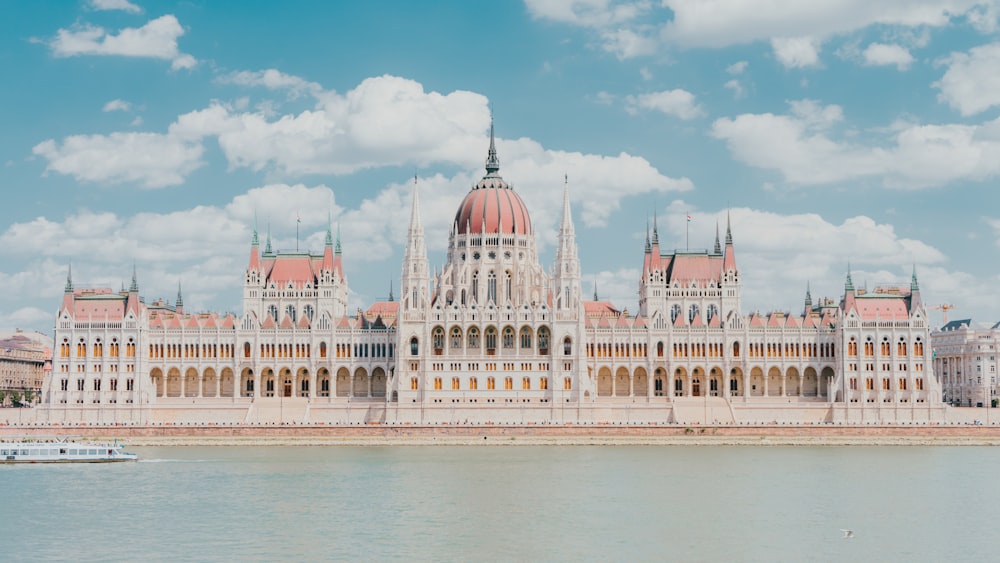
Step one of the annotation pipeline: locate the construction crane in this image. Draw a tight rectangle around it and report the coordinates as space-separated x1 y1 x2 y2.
931 304 956 328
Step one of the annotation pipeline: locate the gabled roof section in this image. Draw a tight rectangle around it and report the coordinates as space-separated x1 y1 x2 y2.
748 312 764 327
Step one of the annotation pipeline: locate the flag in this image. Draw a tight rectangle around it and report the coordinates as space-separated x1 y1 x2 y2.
296 213 301 224
686 214 692 222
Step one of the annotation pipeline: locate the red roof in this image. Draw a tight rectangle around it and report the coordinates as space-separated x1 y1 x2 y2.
454 183 532 236
854 297 909 321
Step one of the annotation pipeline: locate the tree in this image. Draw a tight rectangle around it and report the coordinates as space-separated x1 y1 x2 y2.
22 389 35 405
10 390 22 408
0 389 6 407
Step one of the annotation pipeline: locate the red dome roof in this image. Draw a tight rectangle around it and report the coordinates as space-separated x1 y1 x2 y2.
454 180 532 235
454 120 532 235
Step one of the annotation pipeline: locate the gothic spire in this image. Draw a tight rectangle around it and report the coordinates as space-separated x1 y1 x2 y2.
651 210 659 246
335 223 342 255
911 264 919 292
845 263 854 292
485 113 500 176
805 281 812 311
388 280 394 302
725 209 733 245
176 281 184 308
714 220 722 254
593 281 599 302
130 264 138 293
252 213 259 247
65 265 73 293
645 219 651 253
264 222 272 254
325 211 333 246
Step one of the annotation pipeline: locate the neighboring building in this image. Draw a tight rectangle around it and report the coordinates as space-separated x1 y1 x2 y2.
0 331 51 406
932 319 999 408
39 125 944 424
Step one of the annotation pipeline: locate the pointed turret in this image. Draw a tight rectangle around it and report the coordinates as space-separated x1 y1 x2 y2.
65 265 73 293
264 223 273 255
553 175 581 312
249 224 261 271
909 264 923 313
388 281 394 302
651 211 660 247
485 114 500 176
176 281 184 315
723 210 737 272
845 263 854 292
401 177 430 311
126 265 140 316
335 223 342 255
714 220 722 254
804 281 813 314
593 282 599 302
322 216 335 273
644 220 651 254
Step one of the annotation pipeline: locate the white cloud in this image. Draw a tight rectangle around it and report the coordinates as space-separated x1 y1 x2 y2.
599 27 659 59
529 0 994 67
90 0 142 13
130 116 143 127
639 66 653 80
724 79 745 99
726 60 748 74
624 89 704 119
934 42 1000 116
49 15 196 70
711 99 1000 188
863 42 915 70
770 36 822 68
32 132 204 189
524 0 649 28
102 99 132 112
217 68 323 99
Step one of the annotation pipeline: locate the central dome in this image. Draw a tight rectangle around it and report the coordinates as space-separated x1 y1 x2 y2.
453 123 532 236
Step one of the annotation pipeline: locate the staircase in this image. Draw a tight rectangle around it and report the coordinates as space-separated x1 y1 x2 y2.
671 397 735 424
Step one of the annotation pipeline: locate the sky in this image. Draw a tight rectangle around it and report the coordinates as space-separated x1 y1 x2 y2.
2 0 1000 335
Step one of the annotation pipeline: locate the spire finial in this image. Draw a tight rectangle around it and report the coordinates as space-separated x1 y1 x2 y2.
725 209 733 245
252 212 259 246
645 218 651 253
388 280 394 302
845 262 854 292
911 263 919 291
714 220 722 254
593 281 599 302
176 281 183 307
65 264 73 293
805 281 812 310
264 221 272 254
485 111 500 175
130 264 138 292
335 223 342 255
651 210 659 246
325 210 333 246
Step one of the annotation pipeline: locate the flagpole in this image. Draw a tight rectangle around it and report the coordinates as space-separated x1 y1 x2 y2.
686 212 689 251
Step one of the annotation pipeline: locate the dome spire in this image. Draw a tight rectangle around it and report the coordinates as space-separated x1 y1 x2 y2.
485 111 500 176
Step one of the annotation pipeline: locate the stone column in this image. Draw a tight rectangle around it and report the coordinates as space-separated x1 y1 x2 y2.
197 374 204 398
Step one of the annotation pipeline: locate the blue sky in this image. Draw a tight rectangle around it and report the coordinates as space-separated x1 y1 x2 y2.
3 0 1000 334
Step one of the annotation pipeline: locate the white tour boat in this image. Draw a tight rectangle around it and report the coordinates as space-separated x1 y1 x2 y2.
0 439 137 463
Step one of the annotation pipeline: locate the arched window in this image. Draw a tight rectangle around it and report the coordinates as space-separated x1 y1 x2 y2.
410 377 418 390
286 305 297 323
688 304 700 323
732 341 741 357
410 337 419 356
520 327 532 350
502 327 515 349
468 327 480 349
563 336 572 356
304 305 314 321
267 304 278 320
487 271 497 303
485 327 498 354
657 341 664 357
243 342 251 358
432 327 445 354
538 327 550 354
472 272 479 303
505 271 512 303
707 304 718 322
671 304 682 323
450 327 462 350
319 342 327 358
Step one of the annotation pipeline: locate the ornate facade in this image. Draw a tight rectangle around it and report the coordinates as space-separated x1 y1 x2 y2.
932 319 1000 408
40 126 945 424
